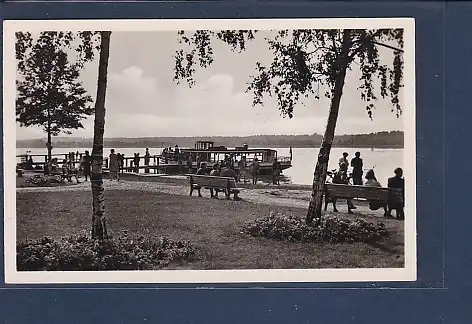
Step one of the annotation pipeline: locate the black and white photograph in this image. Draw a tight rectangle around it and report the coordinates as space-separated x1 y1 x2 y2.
4 19 416 283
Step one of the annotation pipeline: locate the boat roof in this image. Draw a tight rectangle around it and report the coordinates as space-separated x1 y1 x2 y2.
181 148 277 153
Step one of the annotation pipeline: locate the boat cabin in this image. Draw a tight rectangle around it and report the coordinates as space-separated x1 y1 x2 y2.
182 144 278 165
194 141 214 150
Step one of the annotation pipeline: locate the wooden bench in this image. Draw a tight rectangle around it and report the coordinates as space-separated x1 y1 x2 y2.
187 174 243 199
325 183 404 205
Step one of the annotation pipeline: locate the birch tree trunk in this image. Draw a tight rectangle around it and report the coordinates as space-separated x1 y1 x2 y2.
306 29 352 224
91 31 111 239
46 129 52 162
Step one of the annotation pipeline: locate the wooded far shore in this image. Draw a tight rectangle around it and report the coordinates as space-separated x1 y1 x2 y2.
17 131 404 149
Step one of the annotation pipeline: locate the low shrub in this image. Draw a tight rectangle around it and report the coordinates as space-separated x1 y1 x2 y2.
242 212 389 244
17 232 196 271
25 174 63 186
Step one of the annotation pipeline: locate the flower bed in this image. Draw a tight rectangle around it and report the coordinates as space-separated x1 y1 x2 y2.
242 212 389 244
25 174 64 186
17 232 196 271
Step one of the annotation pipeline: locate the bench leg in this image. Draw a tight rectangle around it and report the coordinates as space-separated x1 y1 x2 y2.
189 187 194 196
347 199 355 214
397 208 405 220
332 198 338 212
233 191 241 201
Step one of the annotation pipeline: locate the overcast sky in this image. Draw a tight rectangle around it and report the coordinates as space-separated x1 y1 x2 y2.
16 31 404 140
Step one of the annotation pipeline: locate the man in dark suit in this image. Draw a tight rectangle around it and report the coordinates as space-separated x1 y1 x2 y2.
388 167 405 220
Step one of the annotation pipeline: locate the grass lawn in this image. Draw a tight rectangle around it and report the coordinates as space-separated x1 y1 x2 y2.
16 190 404 269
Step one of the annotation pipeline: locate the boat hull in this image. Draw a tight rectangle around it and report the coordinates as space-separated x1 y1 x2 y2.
151 161 291 175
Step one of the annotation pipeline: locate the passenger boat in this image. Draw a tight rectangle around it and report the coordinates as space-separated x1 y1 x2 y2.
159 141 292 175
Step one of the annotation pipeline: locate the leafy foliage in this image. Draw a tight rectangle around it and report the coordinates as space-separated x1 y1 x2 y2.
174 28 404 119
17 232 196 271
242 212 389 244
15 32 100 137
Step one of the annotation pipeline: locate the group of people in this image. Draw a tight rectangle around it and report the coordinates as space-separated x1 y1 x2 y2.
43 151 92 183
108 148 154 178
332 151 405 220
162 145 181 164
186 154 275 186
192 161 241 200
338 151 364 185
365 167 405 220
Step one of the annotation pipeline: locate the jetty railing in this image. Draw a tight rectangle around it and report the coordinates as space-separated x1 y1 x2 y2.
16 152 85 168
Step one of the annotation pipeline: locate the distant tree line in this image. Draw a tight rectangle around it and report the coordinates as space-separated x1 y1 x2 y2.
17 131 403 149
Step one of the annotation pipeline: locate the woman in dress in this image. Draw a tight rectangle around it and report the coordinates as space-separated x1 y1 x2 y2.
365 169 389 217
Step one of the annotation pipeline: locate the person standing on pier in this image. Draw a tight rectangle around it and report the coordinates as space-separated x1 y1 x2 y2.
117 153 124 174
174 145 180 162
350 152 364 185
133 153 140 173
144 148 151 174
250 158 260 185
196 154 201 169
109 149 119 181
272 157 282 185
238 156 248 183
81 150 91 181
178 154 183 174
186 154 193 173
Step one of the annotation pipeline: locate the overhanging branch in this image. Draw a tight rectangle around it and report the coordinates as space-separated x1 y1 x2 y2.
369 40 404 53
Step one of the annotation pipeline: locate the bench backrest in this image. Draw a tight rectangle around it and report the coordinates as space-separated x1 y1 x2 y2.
325 183 403 204
188 174 237 188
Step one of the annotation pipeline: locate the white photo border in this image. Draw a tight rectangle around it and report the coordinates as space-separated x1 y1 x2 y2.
3 18 416 284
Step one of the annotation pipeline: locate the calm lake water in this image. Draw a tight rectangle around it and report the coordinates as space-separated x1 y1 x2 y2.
16 147 403 187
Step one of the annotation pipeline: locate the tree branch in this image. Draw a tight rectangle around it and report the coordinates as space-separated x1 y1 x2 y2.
330 32 338 53
368 40 404 53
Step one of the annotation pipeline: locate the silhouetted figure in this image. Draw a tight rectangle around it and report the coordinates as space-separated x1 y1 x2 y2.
196 154 201 169
133 153 140 173
144 148 151 174
272 157 282 185
388 167 405 220
25 156 34 170
250 158 260 185
331 162 356 214
109 149 119 181
174 145 180 162
351 152 363 185
221 161 241 200
209 163 220 198
186 154 193 173
194 162 209 197
81 151 91 181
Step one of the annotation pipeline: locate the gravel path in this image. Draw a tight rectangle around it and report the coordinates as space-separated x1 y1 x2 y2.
16 179 384 217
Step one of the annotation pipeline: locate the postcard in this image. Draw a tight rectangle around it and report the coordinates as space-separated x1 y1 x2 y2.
4 18 416 284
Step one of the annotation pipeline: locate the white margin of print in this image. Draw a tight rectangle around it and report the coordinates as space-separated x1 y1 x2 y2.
3 18 416 284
